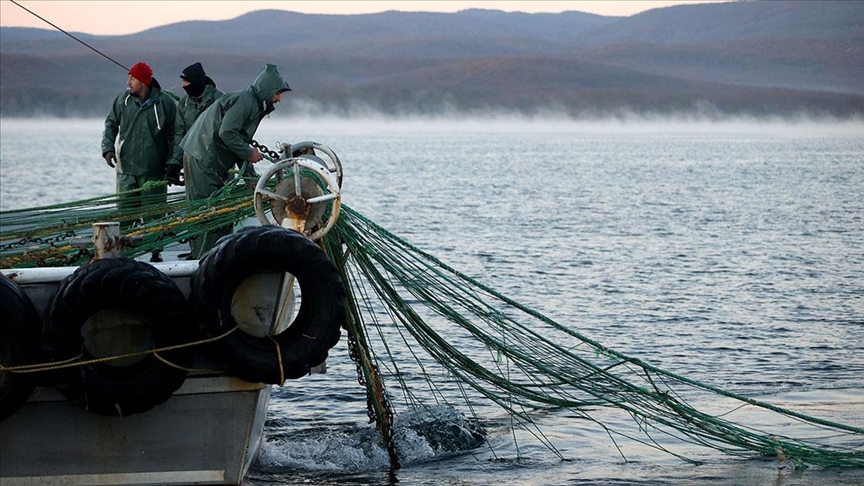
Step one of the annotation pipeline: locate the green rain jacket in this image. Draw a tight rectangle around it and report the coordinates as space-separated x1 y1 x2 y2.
101 78 177 177
180 64 291 199
169 80 223 167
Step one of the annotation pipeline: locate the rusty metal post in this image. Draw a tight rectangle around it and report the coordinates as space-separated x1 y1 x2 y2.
92 222 122 260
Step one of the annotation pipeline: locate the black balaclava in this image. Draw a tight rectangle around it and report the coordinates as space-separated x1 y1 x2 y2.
181 62 207 98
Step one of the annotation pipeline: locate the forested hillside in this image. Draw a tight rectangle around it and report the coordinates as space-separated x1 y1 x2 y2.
1 1 862 117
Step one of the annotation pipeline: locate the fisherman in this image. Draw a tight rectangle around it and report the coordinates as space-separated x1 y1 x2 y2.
165 62 223 187
101 61 177 262
179 63 292 258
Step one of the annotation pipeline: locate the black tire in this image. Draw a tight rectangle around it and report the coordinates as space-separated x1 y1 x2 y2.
0 273 41 421
191 226 344 384
42 258 194 416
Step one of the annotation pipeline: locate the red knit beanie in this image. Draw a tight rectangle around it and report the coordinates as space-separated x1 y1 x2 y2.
128 62 153 85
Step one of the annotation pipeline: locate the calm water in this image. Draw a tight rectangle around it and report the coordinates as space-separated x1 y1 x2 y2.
1 117 863 485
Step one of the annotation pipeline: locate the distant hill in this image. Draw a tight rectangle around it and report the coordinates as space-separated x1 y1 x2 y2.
578 1 864 45
1 2 862 118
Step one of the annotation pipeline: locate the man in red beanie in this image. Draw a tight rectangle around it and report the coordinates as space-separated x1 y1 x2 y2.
101 61 177 262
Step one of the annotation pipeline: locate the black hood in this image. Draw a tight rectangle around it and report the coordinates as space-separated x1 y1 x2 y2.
181 62 207 97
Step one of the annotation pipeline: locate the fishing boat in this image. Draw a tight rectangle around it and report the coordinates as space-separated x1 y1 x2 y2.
3 1 863 481
3 138 863 483
0 142 346 485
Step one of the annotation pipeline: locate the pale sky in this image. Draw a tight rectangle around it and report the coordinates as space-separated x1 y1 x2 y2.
1 1 729 35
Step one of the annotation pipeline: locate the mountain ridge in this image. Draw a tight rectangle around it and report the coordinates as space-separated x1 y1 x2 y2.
1 2 862 117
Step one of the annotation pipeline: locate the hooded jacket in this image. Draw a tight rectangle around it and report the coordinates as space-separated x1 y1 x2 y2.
101 78 177 177
179 64 290 180
170 79 223 167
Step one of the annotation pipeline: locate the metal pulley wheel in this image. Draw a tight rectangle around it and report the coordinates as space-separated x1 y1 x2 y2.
283 141 344 189
254 156 341 241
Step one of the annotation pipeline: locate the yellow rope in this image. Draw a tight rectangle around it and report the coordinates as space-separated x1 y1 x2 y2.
0 244 75 267
152 352 223 373
3 353 84 371
0 325 239 374
269 336 286 385
126 200 253 237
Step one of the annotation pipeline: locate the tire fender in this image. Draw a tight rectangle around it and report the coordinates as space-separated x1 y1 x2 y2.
0 273 41 421
42 258 194 416
191 226 345 384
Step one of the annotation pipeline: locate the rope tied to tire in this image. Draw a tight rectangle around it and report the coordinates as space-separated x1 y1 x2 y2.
191 225 345 385
1 325 240 374
39 257 200 416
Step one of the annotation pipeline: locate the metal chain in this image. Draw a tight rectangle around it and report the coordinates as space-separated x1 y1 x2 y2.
250 139 281 160
377 362 398 467
346 332 367 386
329 236 400 467
345 324 400 468
346 328 374 426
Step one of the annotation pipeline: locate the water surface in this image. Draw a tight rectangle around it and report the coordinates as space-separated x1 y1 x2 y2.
1 117 862 485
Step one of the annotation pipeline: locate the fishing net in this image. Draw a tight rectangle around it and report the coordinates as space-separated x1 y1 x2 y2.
323 206 863 469
0 176 257 268
1 178 861 469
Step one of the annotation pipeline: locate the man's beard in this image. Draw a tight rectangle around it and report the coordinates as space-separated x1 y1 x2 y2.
261 100 276 118
128 82 148 98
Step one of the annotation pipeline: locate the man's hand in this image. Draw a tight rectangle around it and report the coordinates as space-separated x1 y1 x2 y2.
247 147 263 163
165 163 184 186
103 151 117 168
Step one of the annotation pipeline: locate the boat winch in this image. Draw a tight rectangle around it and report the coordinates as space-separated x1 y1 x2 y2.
254 141 343 240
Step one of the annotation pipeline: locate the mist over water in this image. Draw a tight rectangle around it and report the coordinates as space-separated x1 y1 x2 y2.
1 117 862 485
277 112 864 137
4 114 861 211
274 103 864 134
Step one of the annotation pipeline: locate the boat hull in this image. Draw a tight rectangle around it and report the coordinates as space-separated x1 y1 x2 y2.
0 376 269 486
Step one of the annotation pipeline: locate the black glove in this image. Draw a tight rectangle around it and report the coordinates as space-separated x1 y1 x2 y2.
242 164 257 178
165 163 184 186
103 151 117 168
